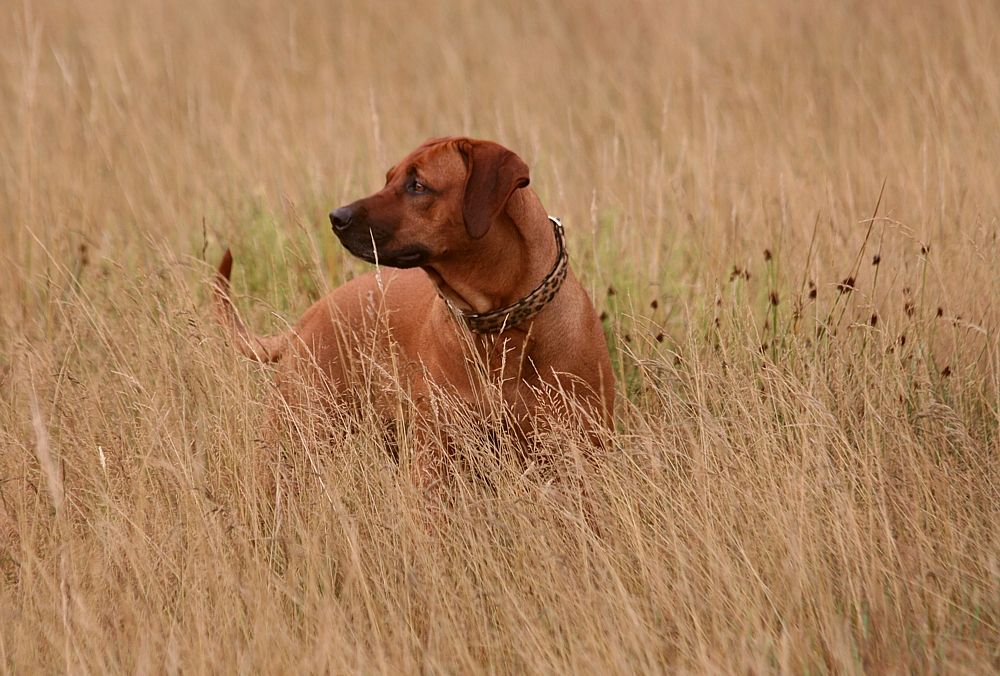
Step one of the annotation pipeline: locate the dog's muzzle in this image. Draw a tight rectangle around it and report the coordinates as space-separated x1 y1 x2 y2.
329 205 431 268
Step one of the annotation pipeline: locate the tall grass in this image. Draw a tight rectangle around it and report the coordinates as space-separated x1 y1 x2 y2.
1 0 998 672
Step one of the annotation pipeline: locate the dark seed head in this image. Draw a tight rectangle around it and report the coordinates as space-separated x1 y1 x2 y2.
899 333 907 346
763 249 772 261
920 244 929 255
872 254 881 265
941 366 952 377
655 332 664 343
936 307 943 317
624 334 632 343
607 286 616 296
904 301 915 317
599 311 608 322
650 299 658 310
837 277 856 294
870 313 878 326
769 291 779 306
808 288 817 299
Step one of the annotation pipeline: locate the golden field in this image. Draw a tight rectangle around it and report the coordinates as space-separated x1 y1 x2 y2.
1 0 998 672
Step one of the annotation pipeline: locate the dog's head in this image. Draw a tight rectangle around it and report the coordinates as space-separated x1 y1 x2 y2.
329 137 530 268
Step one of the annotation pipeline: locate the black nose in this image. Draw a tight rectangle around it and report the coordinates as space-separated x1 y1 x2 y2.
329 206 354 232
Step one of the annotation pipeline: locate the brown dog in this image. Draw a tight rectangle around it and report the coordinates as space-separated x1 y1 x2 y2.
215 137 613 482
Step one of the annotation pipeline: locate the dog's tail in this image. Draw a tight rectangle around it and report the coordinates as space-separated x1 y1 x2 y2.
213 249 287 363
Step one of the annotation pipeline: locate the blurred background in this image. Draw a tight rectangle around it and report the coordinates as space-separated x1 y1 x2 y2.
1 1 998 672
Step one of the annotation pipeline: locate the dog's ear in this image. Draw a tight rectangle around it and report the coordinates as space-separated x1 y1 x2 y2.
459 140 530 239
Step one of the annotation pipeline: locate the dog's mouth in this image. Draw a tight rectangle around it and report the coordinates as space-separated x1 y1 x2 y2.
345 242 430 269
387 247 431 267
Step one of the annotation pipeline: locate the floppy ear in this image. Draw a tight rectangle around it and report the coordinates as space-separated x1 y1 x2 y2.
459 141 530 239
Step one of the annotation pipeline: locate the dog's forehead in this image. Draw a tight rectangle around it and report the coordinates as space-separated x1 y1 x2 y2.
404 141 464 181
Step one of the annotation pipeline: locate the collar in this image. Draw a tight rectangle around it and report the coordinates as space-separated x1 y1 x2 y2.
439 216 569 334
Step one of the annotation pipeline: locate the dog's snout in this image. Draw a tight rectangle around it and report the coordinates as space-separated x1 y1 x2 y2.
329 206 355 232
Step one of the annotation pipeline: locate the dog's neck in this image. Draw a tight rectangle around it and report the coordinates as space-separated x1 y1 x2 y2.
425 189 560 320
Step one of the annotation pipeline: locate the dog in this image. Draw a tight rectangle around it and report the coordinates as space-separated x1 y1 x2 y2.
215 137 614 484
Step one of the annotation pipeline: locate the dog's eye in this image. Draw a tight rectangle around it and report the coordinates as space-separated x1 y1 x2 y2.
409 179 428 194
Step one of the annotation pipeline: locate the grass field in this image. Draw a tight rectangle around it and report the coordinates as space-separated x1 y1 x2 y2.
2 0 998 672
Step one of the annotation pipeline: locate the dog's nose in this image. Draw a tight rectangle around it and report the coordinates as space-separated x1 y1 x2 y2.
329 206 354 232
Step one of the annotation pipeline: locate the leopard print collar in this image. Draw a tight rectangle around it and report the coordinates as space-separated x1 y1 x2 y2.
440 216 568 334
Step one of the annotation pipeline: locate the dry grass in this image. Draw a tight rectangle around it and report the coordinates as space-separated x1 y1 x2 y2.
2 0 999 672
